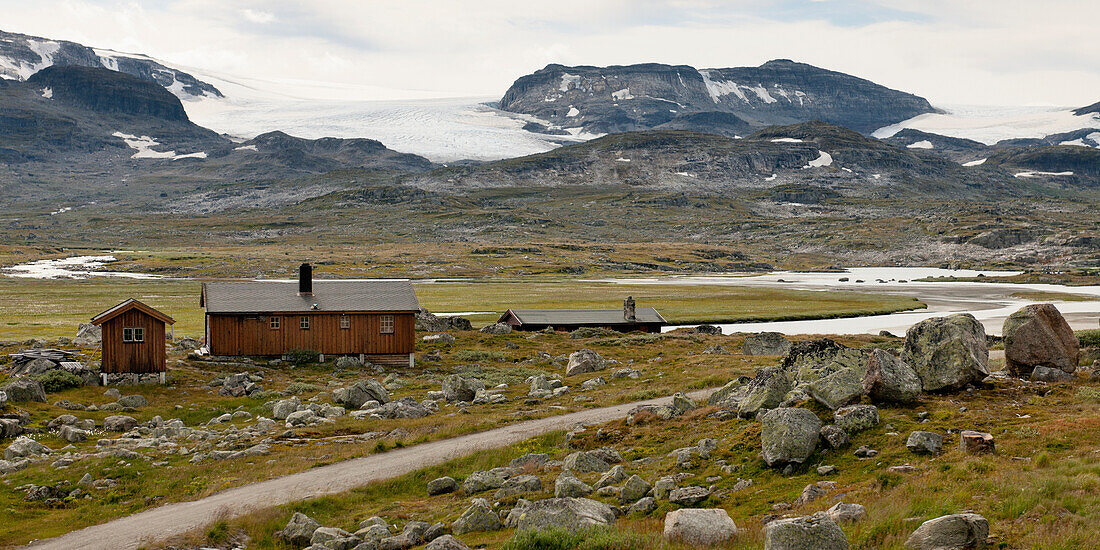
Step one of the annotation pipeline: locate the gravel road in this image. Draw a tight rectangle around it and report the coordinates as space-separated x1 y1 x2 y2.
24 389 713 550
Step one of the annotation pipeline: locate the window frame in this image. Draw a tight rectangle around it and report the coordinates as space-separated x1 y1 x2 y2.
122 327 145 343
270 317 280 330
380 314 395 334
299 316 310 330
340 315 351 329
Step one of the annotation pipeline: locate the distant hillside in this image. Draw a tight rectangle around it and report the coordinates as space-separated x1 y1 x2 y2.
498 60 936 137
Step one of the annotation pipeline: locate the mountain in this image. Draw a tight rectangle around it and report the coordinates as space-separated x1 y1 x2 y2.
880 129 991 164
0 29 221 100
497 60 936 137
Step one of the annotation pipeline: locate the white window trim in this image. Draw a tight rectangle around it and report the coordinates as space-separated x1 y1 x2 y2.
340 315 350 329
270 317 280 330
300 316 310 330
122 327 145 343
380 315 395 334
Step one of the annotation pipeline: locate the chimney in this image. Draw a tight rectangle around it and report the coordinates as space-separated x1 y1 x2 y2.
624 296 636 322
298 263 313 296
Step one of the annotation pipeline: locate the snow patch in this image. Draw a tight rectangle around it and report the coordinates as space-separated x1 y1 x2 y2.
50 206 71 215
698 70 749 104
112 131 205 160
0 39 60 80
559 74 580 92
1014 170 1073 178
765 174 777 181
615 157 631 162
611 88 633 101
873 104 1100 145
1088 132 1100 145
962 158 987 167
802 151 833 169
746 84 777 104
566 106 580 118
40 87 52 99
675 172 696 178
907 140 934 149
234 144 258 151
872 174 881 179
771 138 804 143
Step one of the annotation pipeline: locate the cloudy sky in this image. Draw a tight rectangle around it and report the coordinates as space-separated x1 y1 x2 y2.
2 0 1097 106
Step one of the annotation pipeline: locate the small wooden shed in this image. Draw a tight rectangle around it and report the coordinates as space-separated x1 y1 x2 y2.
91 299 174 382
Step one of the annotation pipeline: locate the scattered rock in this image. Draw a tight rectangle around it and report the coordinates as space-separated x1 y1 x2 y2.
104 415 138 432
564 450 611 473
737 367 793 416
479 323 512 335
504 497 616 532
443 375 485 402
854 445 878 458
427 476 458 496
669 486 710 506
628 496 657 515
959 431 995 454
310 526 359 550
763 511 849 550
462 470 506 494
1030 366 1075 383
565 349 608 376
73 323 102 346
5 436 50 460
555 471 593 498
664 508 738 546
510 453 549 469
58 425 89 443
273 397 301 420
277 512 321 547
495 474 542 499
834 405 879 434
452 499 502 535
820 424 849 449
863 349 922 404
1003 304 1079 378
761 408 822 467
593 465 628 490
425 535 470 550
0 379 47 403
906 431 943 454
905 513 989 550
826 502 866 524
334 379 390 409
903 314 989 392
116 395 147 408
619 475 651 503
743 332 793 356
817 465 838 475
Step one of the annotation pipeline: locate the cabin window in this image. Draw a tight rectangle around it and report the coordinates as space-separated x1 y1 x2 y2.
270 317 280 330
340 315 351 329
300 316 310 330
122 327 145 343
380 315 395 334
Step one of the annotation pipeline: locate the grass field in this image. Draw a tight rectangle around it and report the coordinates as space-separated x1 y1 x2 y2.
0 278 925 341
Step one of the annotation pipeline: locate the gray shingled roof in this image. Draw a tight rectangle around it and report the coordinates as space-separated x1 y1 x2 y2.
202 280 419 314
504 308 666 326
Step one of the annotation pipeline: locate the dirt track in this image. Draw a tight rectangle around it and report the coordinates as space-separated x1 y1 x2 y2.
24 389 713 550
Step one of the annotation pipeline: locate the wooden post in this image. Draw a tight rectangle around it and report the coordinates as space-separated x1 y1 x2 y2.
408 353 415 368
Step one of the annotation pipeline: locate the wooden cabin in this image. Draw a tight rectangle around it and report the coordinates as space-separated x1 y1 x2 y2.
200 264 420 367
90 299 174 383
499 297 666 333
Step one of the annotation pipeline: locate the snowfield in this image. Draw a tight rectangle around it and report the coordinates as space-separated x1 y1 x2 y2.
874 104 1100 145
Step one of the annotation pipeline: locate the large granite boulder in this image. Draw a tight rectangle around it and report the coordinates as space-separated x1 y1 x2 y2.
833 405 879 434
863 349 922 403
104 415 139 432
462 470 507 494
555 471 593 498
425 535 470 550
565 349 608 376
335 379 390 409
427 476 458 496
782 339 868 409
619 475 652 503
902 314 989 392
737 367 792 417
273 397 301 420
760 408 821 467
495 474 542 499
764 511 849 550
1 378 47 403
906 431 943 454
73 323 102 346
663 508 738 546
905 513 988 550
743 332 792 356
563 450 611 473
1003 304 1079 378
452 499 502 535
504 497 615 532
442 375 485 402
277 512 321 547
4 436 50 460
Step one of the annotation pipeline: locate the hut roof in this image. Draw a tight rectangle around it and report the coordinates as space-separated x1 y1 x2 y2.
201 280 419 314
91 299 175 326
501 308 666 326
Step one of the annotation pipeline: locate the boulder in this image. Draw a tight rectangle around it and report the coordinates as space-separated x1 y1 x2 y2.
1003 304 1079 377
629 496 658 515
495 474 542 499
425 535 470 550
743 332 792 356
764 511 849 550
825 502 866 524
565 349 608 376
1030 366 1075 383
18 358 60 376
738 367 793 417
959 431 995 454
4 436 50 460
462 470 506 494
0 419 23 439
400 521 432 545
555 471 593 498
73 323 102 346
370 397 431 419
174 337 202 351
285 410 320 427
310 527 359 550
905 513 988 550
442 375 485 402
863 349 922 404
820 424 849 449
833 405 879 434
669 486 710 507
427 476 458 496
1 379 47 403
619 475 652 503
422 333 456 345
902 314 989 392
451 499 502 534
663 508 738 546
906 431 943 454
510 452 549 469
104 415 138 432
760 408 822 467
334 356 362 369
563 450 611 473
117 395 147 408
58 425 89 443
335 379 390 409
504 497 615 532
0 390 6 410
708 377 752 407
273 397 301 420
479 323 512 335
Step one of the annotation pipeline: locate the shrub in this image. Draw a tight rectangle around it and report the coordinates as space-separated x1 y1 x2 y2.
1076 329 1100 349
284 349 320 367
285 382 323 395
1075 387 1100 404
501 527 650 550
453 350 510 362
34 370 83 393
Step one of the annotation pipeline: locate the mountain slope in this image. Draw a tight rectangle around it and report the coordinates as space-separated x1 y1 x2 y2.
498 60 936 137
0 29 221 100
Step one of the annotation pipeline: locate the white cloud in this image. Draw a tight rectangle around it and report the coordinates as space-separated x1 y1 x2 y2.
0 0 1096 106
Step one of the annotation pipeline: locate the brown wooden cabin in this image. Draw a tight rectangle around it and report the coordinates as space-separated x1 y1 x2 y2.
499 297 666 333
90 299 174 379
200 264 420 367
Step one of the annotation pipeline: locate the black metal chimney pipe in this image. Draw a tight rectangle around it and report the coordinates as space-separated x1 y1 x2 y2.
298 263 313 296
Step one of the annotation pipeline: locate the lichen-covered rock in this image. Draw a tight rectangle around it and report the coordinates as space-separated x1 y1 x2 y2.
273 397 301 420
104 415 138 432
117 395 147 408
738 367 792 417
310 526 359 550
564 450 611 473
1003 304 1079 378
1030 366 1075 383
504 497 615 532
905 513 988 550
619 475 651 503
335 379 390 409
427 476 458 495
4 436 50 460
760 408 822 466
906 431 943 454
452 499 502 535
495 474 542 499
629 496 657 515
0 418 22 439
708 377 752 408
820 424 849 449
833 405 879 434
764 511 849 550
781 339 868 410
462 470 506 494
743 332 792 356
277 512 321 547
443 375 485 402
902 314 989 392
479 322 512 335
669 486 710 506
825 502 866 524
863 349 922 404
555 471 593 498
58 425 89 443
664 508 738 546
0 378 46 403
425 535 470 550
670 392 696 416
565 349 608 376
959 431 995 454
